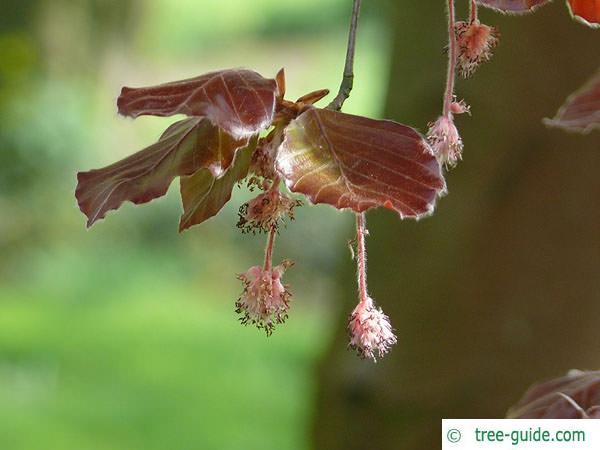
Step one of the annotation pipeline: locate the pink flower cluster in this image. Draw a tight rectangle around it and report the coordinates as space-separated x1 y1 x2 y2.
427 115 464 168
237 189 301 234
348 297 397 362
455 20 499 78
236 260 293 335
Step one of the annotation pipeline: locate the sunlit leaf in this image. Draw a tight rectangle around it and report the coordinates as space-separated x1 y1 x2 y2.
179 141 254 232
567 0 600 27
117 69 279 138
544 69 600 133
477 0 551 13
276 108 445 219
77 118 248 227
507 370 600 418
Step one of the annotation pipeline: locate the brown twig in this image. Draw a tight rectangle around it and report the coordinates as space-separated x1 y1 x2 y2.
327 0 362 111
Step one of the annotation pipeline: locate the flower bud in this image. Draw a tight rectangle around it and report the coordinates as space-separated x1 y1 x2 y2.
450 99 471 116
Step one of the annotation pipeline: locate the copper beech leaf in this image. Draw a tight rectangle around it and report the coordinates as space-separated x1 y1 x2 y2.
276 108 445 219
117 69 279 139
76 118 248 227
567 0 600 27
544 69 600 133
179 141 254 232
477 0 551 13
507 370 600 418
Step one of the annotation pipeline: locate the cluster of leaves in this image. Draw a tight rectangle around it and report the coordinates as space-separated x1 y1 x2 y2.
75 0 600 359
76 69 444 231
75 67 445 349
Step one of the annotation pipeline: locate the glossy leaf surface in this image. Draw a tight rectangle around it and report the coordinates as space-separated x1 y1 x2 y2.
544 69 600 133
179 143 253 232
117 69 278 138
477 0 551 12
508 370 600 418
77 118 248 227
567 0 600 27
277 108 445 219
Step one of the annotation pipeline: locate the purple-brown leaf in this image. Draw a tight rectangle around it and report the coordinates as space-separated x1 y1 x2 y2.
477 0 551 13
76 118 248 227
276 108 445 219
117 69 279 138
508 370 600 418
544 69 600 133
179 141 254 232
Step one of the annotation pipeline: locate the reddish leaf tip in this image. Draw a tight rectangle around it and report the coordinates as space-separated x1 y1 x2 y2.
276 68 286 99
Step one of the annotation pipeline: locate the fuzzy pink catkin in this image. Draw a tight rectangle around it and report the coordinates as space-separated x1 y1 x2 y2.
236 261 293 335
237 189 300 234
348 298 397 362
427 115 464 168
455 20 499 78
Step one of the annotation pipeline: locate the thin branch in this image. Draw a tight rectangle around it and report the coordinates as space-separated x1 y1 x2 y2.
327 0 362 111
443 0 458 117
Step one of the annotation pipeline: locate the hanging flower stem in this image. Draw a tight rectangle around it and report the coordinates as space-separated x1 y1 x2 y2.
355 212 370 307
470 0 479 22
262 176 282 272
443 0 458 118
263 226 276 272
348 212 397 361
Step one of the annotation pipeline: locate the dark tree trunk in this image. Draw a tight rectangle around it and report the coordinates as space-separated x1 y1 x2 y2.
313 3 600 450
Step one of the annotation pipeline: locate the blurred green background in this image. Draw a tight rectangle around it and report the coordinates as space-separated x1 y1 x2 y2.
0 1 388 449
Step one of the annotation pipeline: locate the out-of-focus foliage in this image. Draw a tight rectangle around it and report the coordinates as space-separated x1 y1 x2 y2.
0 1 389 449
508 370 600 418
545 68 600 133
